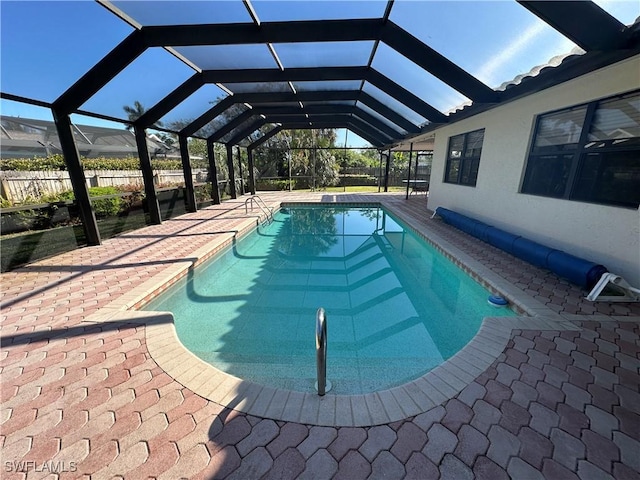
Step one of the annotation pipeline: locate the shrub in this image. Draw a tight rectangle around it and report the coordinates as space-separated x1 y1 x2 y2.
339 174 377 187
88 187 123 218
0 154 209 172
194 184 213 203
40 191 74 203
42 186 123 218
119 190 144 213
83 157 141 170
1 154 67 171
256 179 295 191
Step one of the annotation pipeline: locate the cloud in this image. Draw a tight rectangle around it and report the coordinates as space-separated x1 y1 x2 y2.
474 20 575 87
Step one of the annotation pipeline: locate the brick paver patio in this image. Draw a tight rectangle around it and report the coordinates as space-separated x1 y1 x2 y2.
1 192 638 479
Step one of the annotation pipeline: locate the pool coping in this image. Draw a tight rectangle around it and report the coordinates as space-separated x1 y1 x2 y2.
81 199 585 426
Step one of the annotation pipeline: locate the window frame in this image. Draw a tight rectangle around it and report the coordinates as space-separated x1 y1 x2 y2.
521 90 640 209
443 128 485 187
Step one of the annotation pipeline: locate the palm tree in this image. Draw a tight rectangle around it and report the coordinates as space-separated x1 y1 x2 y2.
123 101 165 131
122 101 146 130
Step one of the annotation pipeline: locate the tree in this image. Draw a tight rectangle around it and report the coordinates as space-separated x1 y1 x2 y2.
157 133 175 148
334 148 380 169
122 101 163 130
163 92 341 189
122 101 146 130
360 148 381 167
253 128 340 188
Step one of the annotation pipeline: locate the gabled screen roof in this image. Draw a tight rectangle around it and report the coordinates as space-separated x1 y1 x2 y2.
1 0 638 149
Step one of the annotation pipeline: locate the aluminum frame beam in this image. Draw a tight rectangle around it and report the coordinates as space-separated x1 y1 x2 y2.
247 126 283 151
207 109 255 142
206 139 221 204
143 18 385 46
142 19 495 103
382 22 498 103
48 4 639 154
133 125 162 224
178 135 197 212
177 67 443 137
272 121 387 148
226 143 237 199
518 1 631 51
181 96 236 138
201 66 368 84
225 118 267 146
247 121 385 149
53 30 147 115
254 105 404 139
239 91 420 133
178 87 422 141
51 110 101 245
136 73 203 127
259 114 393 145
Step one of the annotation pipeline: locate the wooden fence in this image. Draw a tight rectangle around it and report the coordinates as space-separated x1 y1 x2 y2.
2 165 431 204
1 169 209 204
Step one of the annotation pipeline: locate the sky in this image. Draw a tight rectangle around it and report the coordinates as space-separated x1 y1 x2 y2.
1 0 638 148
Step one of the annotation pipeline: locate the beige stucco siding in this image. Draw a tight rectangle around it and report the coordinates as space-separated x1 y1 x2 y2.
428 55 640 287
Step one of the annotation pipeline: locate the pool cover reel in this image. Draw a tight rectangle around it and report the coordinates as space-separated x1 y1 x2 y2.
434 207 607 289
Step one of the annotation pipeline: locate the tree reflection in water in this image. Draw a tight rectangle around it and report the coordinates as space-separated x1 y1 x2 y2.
275 207 340 257
274 206 391 257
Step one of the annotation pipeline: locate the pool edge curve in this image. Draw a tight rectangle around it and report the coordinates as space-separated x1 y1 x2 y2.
82 308 580 426
81 198 583 427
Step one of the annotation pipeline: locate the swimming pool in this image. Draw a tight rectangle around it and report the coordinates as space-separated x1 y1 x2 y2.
144 204 514 394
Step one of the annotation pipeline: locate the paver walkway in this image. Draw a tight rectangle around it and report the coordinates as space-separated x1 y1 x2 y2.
1 192 638 479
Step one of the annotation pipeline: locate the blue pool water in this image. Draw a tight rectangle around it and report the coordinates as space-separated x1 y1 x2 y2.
144 205 514 394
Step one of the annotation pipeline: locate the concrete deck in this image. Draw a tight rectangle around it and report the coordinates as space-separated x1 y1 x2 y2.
1 192 638 479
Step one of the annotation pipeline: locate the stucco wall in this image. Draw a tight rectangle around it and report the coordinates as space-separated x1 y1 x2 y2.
428 55 640 287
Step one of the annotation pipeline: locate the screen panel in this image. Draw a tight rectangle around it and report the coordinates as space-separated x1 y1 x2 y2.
293 80 363 92
362 83 428 127
593 0 639 26
159 84 231 130
273 42 374 68
222 82 293 94
355 101 407 135
251 1 387 21
372 44 469 115
110 0 252 26
175 44 278 70
389 1 581 89
1 101 57 159
80 47 195 121
1 1 133 103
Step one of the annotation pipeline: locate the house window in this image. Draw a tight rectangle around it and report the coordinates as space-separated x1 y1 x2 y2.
522 91 640 208
444 129 484 186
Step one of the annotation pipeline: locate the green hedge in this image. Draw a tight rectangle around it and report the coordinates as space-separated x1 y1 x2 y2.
339 174 377 187
42 186 123 218
256 179 295 191
0 154 209 171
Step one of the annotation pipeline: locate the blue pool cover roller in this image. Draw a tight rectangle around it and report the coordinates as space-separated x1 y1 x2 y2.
435 207 607 289
488 295 509 307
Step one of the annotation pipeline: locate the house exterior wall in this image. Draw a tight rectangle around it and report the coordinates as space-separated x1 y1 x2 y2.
428 55 640 287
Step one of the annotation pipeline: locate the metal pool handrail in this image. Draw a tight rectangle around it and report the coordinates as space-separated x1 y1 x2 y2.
244 195 274 224
316 307 328 395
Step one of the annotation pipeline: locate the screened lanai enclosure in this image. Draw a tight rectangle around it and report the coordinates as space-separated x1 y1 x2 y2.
1 0 639 271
